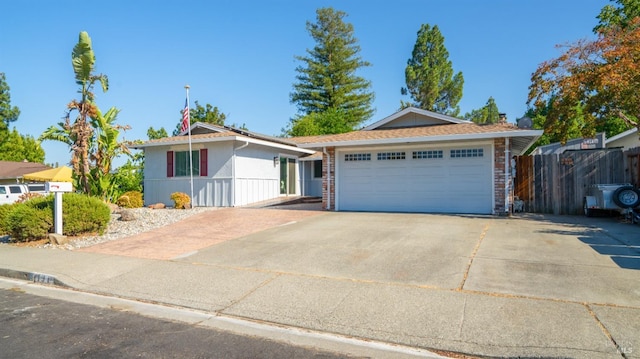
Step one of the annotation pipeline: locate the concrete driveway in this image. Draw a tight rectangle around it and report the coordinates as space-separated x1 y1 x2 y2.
71 208 640 357
180 211 640 306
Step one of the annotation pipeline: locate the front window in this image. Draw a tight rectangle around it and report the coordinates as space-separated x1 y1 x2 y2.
175 150 200 177
313 160 322 178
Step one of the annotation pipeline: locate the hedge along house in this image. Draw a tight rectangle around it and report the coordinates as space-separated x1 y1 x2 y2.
290 107 542 214
130 123 319 207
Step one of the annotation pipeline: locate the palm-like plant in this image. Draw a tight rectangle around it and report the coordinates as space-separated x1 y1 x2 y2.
89 107 131 201
40 31 108 194
40 31 131 201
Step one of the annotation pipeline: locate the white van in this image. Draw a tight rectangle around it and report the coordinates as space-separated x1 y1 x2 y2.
0 184 30 205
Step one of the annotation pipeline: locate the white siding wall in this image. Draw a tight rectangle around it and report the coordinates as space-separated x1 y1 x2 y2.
143 142 233 207
300 161 322 197
234 145 281 206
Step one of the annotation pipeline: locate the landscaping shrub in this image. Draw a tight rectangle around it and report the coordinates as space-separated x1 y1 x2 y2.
116 191 144 208
170 192 191 209
24 194 54 211
5 204 52 242
0 204 16 235
62 193 111 236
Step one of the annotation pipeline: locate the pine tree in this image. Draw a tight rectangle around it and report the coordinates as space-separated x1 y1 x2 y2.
289 7 374 135
402 24 463 116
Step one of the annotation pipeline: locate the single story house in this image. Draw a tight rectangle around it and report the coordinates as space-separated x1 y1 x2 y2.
131 123 321 207
0 160 51 185
132 107 542 214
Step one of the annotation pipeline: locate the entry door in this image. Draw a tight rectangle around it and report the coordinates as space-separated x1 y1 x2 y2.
280 157 297 195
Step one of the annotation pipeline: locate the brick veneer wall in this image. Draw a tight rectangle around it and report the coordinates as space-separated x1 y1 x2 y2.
322 147 336 210
494 138 507 214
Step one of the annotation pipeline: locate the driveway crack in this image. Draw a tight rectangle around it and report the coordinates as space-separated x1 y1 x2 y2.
220 274 281 313
457 222 490 291
585 303 629 358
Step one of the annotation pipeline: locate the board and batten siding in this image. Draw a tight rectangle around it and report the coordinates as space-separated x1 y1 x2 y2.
233 145 282 206
143 142 233 207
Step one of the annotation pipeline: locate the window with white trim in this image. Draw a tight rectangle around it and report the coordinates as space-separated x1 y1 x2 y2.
344 153 371 161
450 148 484 158
377 152 406 160
175 150 200 176
413 150 443 159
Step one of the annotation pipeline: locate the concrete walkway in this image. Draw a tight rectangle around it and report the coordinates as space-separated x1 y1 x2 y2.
0 209 638 358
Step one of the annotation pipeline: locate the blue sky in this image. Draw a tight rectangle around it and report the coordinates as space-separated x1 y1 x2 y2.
1 0 607 167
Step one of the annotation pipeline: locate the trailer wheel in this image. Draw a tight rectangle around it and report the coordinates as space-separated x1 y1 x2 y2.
612 186 640 209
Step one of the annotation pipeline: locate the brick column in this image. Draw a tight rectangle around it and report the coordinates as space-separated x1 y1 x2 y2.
322 147 336 210
494 138 506 214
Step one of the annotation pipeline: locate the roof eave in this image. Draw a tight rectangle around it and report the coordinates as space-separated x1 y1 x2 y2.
128 136 316 155
298 130 543 149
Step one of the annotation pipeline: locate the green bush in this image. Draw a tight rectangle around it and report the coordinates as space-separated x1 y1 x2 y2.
6 204 52 242
25 194 54 211
62 193 111 236
116 191 143 208
170 192 190 209
0 204 16 235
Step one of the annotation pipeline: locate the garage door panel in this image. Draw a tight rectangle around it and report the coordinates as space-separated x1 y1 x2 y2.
338 146 493 214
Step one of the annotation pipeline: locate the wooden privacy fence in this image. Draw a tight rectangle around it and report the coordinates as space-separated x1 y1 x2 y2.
515 149 626 215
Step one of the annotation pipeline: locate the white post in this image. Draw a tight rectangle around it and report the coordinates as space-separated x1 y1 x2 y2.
54 192 63 235
185 85 195 208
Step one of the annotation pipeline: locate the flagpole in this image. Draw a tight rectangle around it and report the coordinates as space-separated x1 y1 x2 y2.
185 84 195 208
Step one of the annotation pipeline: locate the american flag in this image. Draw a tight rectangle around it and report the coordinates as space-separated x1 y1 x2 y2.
181 98 190 132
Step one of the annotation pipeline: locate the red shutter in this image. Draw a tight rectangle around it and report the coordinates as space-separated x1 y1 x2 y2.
166 151 174 177
200 148 208 177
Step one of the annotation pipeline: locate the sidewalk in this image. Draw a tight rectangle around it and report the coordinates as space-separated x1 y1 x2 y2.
0 210 638 358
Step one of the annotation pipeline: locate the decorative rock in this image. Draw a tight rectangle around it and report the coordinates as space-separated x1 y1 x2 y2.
148 203 166 209
108 202 120 213
36 206 215 250
119 209 137 221
48 233 68 245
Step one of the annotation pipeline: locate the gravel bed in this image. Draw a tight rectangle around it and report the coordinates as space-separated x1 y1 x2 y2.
25 207 217 250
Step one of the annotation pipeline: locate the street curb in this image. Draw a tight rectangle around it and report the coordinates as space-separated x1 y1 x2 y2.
0 268 68 287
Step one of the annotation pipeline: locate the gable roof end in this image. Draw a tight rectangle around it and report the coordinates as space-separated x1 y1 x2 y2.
363 107 470 130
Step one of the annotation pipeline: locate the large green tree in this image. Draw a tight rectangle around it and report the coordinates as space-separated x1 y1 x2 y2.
172 101 228 136
0 73 45 162
402 24 464 116
528 0 640 144
0 129 45 163
147 126 168 140
464 97 500 124
288 7 374 136
0 73 20 135
594 0 640 32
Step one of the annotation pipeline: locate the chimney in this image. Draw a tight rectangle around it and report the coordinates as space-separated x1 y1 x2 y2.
498 113 507 124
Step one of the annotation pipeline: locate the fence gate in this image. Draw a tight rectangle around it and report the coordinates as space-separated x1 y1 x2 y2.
515 149 625 215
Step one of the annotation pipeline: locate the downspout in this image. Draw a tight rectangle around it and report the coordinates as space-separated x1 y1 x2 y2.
232 141 249 207
504 137 510 214
323 147 331 210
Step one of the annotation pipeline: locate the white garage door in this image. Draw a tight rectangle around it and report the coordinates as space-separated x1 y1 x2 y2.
338 145 493 214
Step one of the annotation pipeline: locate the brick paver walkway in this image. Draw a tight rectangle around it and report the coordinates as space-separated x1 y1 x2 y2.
78 208 324 260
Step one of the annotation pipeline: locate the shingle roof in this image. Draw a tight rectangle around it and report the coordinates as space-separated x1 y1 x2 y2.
133 131 237 146
0 161 51 180
288 123 533 145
